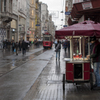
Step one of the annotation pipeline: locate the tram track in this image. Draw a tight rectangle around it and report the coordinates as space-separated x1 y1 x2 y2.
0 49 47 77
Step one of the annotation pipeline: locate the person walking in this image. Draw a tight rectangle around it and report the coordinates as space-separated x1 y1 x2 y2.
18 40 21 51
15 42 19 55
2 41 6 52
55 39 61 60
67 40 70 56
8 40 11 51
87 36 100 87
21 39 26 55
12 40 15 52
63 40 68 53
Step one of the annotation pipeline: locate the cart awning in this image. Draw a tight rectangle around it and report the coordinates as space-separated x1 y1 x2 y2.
55 20 100 39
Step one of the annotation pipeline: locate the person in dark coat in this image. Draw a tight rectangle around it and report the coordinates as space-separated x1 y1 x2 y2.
21 39 26 55
87 36 100 87
8 40 11 51
2 41 5 52
63 40 68 53
12 40 15 52
15 42 19 55
55 39 61 60
18 40 21 51
67 40 70 55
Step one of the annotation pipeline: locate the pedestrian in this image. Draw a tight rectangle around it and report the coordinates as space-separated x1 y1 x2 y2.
18 40 21 51
34 39 38 48
12 40 15 52
21 39 26 55
67 40 70 54
87 36 100 88
63 40 68 53
27 42 30 51
2 41 5 52
55 39 61 60
6 40 8 49
8 40 11 51
15 42 19 55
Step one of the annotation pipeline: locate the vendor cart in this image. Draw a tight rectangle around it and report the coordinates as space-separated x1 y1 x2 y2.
55 20 100 90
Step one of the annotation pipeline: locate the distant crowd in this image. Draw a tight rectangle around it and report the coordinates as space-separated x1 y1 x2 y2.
2 39 42 55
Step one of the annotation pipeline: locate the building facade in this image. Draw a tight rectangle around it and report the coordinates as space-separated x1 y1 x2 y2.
11 0 18 42
18 0 27 41
48 15 56 39
26 0 30 41
35 0 41 39
29 0 36 42
0 0 18 43
65 0 73 26
40 2 49 40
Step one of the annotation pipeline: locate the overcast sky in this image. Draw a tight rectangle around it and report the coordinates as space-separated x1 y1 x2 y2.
39 0 65 29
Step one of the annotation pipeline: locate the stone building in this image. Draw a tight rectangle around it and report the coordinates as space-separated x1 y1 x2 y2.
0 0 18 42
18 0 27 41
35 0 41 39
39 2 49 40
26 0 30 41
29 0 36 42
48 15 56 39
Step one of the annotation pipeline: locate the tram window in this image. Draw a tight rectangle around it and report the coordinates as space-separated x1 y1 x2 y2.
44 37 50 41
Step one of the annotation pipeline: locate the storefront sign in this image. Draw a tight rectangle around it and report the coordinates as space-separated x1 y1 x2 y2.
63 25 67 27
36 24 40 26
82 2 93 10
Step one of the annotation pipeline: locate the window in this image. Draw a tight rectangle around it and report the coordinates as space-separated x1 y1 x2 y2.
44 37 50 41
0 0 2 12
9 0 12 13
32 10 34 16
4 0 6 12
32 21 34 27
32 0 34 4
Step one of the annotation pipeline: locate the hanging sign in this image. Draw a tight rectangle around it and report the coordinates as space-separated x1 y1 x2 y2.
82 2 93 10
65 12 70 15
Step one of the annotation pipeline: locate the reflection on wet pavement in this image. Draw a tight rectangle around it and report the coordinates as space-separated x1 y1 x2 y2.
0 49 46 77
23 49 100 100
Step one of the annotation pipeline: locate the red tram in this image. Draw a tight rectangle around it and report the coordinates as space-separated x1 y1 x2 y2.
43 32 53 49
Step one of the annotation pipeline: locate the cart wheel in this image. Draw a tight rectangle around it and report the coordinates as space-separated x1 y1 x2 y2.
63 74 65 91
90 73 93 90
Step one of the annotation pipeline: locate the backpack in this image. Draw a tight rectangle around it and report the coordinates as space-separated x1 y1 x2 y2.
59 43 61 49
